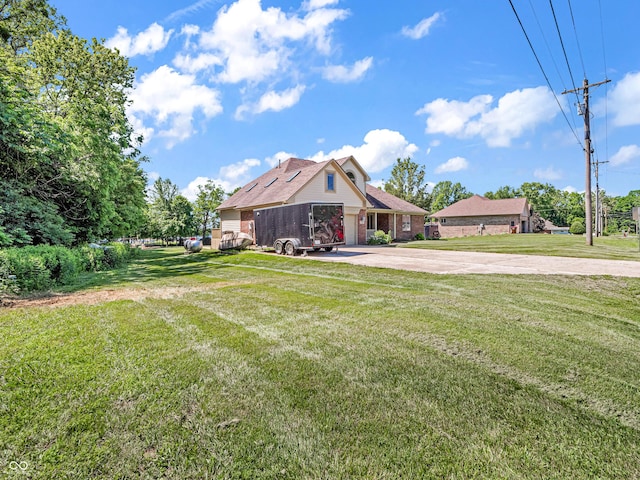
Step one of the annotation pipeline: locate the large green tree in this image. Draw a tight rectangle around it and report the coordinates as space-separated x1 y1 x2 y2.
193 180 226 239
430 181 473 213
148 178 195 244
383 157 431 210
484 185 518 200
0 0 147 246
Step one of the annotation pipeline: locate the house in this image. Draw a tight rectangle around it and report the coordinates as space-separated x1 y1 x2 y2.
216 156 427 245
429 195 531 238
542 219 570 234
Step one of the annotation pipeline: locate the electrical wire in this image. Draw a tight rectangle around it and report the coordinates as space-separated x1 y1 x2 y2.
507 0 583 148
567 0 587 78
549 0 581 107
598 0 610 183
526 0 581 136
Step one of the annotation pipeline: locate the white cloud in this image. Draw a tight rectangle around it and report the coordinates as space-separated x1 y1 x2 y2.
606 72 640 127
533 166 562 181
147 171 160 182
219 158 262 186
235 85 306 119
303 0 339 10
165 0 218 23
417 87 558 147
310 129 418 173
265 151 297 168
173 52 222 73
563 185 578 193
181 176 212 201
321 57 373 83
129 65 223 147
106 23 173 57
434 156 469 174
417 95 492 136
401 12 442 40
198 0 349 84
610 144 640 166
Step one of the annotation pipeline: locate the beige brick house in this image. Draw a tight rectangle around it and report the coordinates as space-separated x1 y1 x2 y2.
217 156 427 245
429 195 531 238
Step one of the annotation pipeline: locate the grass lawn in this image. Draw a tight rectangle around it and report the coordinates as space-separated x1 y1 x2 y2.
402 233 640 261
1 248 640 478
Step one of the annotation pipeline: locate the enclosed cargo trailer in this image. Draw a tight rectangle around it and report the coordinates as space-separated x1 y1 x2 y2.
254 203 345 255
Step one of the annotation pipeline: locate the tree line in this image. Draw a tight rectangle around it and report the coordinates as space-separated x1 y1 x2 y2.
1 0 147 247
143 178 225 245
383 157 640 233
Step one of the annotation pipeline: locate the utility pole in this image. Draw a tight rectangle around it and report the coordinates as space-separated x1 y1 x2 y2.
563 78 610 246
593 158 609 236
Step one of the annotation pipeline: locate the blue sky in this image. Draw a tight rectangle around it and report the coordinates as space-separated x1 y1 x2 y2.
51 0 640 200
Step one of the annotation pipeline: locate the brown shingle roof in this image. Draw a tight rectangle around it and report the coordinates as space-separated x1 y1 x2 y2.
430 195 529 218
366 185 428 214
218 158 328 210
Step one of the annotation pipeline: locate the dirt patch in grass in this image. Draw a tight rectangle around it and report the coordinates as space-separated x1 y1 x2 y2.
1 283 236 310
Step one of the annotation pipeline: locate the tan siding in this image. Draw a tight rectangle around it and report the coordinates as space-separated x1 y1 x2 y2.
340 158 366 194
292 171 364 209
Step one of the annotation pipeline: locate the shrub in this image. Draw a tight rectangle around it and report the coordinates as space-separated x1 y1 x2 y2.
414 232 425 241
368 230 392 245
0 242 138 293
2 247 53 291
569 219 586 235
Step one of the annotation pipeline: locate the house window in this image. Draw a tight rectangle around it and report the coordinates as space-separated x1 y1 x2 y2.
286 170 301 182
367 213 375 230
326 172 335 192
346 171 356 184
264 177 278 187
510 220 515 227
402 215 411 232
441 218 446 224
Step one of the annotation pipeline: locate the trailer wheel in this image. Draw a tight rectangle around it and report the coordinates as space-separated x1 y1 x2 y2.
274 240 284 255
323 246 333 252
284 241 296 256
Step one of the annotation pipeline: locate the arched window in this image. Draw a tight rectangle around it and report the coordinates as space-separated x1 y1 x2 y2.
346 171 356 184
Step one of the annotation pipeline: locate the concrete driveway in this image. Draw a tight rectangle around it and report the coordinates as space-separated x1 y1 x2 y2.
303 245 640 277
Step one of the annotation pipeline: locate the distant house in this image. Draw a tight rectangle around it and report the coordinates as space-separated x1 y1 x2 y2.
216 156 427 245
429 195 531 238
542 219 570 234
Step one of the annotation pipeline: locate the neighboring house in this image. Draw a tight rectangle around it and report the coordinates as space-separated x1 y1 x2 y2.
542 219 570 234
217 156 427 245
429 195 531 238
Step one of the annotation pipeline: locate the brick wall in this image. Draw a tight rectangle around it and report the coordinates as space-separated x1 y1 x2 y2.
240 210 255 241
357 208 367 244
438 215 523 238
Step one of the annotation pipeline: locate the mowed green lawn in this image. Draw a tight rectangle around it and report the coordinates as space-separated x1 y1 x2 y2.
1 247 640 479
403 232 640 261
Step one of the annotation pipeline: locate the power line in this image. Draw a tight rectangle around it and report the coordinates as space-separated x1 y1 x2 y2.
526 0 581 136
549 0 581 106
567 0 587 78
507 0 583 148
